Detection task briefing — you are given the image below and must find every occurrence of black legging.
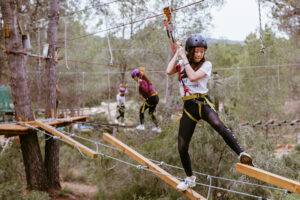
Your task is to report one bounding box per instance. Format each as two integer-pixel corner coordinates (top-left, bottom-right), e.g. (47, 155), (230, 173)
(139, 95), (159, 126)
(117, 106), (125, 122)
(178, 97), (243, 176)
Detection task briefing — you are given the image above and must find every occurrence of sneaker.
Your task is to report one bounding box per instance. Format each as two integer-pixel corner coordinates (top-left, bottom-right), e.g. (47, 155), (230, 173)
(121, 122), (126, 126)
(156, 127), (162, 133)
(114, 119), (119, 124)
(152, 127), (162, 133)
(177, 176), (196, 191)
(239, 152), (254, 166)
(136, 124), (145, 130)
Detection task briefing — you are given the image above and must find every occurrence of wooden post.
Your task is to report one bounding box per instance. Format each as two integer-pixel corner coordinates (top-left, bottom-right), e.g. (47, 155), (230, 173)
(35, 121), (98, 158)
(236, 163), (300, 194)
(51, 109), (55, 118)
(103, 133), (205, 200)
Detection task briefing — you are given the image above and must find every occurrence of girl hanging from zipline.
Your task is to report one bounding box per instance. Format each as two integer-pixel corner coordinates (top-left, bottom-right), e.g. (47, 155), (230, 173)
(131, 67), (162, 133)
(115, 84), (128, 126)
(166, 34), (253, 191)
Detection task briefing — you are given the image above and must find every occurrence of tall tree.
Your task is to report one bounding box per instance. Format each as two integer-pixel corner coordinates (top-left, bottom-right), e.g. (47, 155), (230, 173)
(263, 0), (300, 37)
(0, 0), (48, 191)
(44, 0), (61, 191)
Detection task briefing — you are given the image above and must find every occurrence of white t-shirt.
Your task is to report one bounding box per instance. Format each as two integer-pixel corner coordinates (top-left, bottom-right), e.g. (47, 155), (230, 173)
(178, 60), (212, 97)
(116, 94), (126, 106)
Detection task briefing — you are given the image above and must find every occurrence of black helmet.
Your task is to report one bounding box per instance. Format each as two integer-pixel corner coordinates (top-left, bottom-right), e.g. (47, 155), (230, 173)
(185, 34), (207, 52)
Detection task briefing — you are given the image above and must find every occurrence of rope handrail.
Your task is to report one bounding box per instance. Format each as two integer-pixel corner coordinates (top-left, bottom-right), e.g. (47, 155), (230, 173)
(61, 127), (286, 193)
(24, 123), (288, 199)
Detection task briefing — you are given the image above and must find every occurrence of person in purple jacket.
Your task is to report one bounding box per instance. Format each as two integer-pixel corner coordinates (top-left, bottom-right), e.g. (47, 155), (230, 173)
(131, 67), (162, 133)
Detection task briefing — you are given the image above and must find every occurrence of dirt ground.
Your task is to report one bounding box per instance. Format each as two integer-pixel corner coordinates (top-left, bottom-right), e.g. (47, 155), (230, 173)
(49, 182), (99, 200)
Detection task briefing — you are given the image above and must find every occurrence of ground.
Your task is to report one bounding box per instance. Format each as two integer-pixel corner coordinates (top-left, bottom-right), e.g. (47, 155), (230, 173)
(50, 182), (98, 200)
(1, 99), (299, 198)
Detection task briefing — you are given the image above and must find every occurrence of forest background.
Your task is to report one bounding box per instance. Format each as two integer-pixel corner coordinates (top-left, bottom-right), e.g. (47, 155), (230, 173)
(0, 0), (299, 199)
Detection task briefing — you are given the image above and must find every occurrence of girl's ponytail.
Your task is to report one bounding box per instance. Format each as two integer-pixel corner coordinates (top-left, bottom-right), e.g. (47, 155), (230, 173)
(139, 67), (151, 84)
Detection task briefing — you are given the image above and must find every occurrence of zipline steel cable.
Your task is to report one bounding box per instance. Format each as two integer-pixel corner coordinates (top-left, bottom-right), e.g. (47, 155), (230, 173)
(55, 125), (287, 194)
(53, 0), (207, 45)
(24, 0), (125, 28)
(25, 123), (270, 200)
(24, 121), (294, 199)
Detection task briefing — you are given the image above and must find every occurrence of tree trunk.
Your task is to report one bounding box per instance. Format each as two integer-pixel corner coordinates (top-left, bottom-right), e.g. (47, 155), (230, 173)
(0, 0), (49, 191)
(44, 0), (61, 191)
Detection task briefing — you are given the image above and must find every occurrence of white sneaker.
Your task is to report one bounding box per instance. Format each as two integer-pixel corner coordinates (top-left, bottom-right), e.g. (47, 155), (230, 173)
(121, 122), (125, 126)
(156, 127), (162, 133)
(152, 127), (157, 132)
(136, 124), (145, 130)
(177, 176), (196, 191)
(239, 152), (254, 166)
(152, 127), (162, 133)
(114, 119), (119, 124)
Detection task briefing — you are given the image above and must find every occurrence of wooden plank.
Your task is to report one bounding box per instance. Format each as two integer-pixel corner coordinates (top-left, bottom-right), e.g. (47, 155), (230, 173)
(35, 121), (98, 158)
(103, 133), (205, 200)
(0, 116), (89, 135)
(236, 163), (300, 194)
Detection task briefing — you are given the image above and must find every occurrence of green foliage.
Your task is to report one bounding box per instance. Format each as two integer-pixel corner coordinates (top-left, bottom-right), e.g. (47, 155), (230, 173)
(263, 0), (300, 37)
(24, 191), (50, 200)
(2, 0), (300, 199)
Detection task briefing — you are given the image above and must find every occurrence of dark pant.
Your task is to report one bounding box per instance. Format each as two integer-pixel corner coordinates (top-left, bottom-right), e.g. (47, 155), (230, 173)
(139, 95), (159, 126)
(178, 97), (243, 176)
(117, 106), (125, 122)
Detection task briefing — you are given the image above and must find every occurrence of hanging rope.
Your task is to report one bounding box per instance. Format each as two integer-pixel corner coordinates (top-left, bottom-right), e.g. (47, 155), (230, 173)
(100, 153), (119, 171)
(104, 10), (114, 66)
(258, 0), (265, 54)
(206, 175), (212, 199)
(64, 19), (70, 69)
(0, 138), (11, 155)
(106, 33), (114, 65)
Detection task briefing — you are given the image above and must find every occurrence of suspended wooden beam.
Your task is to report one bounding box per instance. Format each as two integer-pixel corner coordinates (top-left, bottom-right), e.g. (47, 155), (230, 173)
(0, 116), (88, 135)
(103, 133), (205, 200)
(35, 121), (98, 158)
(236, 163), (300, 194)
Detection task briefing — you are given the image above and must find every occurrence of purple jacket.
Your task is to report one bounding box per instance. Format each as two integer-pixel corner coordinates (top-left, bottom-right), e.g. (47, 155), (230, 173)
(139, 79), (156, 99)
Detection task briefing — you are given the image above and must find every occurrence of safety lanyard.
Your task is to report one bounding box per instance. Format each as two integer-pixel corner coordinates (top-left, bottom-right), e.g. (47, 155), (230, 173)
(163, 7), (190, 96)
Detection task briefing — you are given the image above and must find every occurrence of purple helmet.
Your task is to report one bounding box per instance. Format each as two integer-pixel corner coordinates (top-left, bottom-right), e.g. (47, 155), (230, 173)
(119, 87), (125, 93)
(131, 68), (140, 78)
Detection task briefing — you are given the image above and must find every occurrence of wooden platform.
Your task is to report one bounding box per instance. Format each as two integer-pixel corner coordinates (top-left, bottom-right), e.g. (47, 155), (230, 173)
(0, 116), (88, 136)
(103, 133), (206, 200)
(36, 121), (97, 158)
(236, 163), (300, 194)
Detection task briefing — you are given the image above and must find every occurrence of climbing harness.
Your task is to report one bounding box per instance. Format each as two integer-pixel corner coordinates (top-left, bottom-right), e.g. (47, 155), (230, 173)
(141, 93), (158, 113)
(182, 94), (228, 127)
(181, 93), (207, 101)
